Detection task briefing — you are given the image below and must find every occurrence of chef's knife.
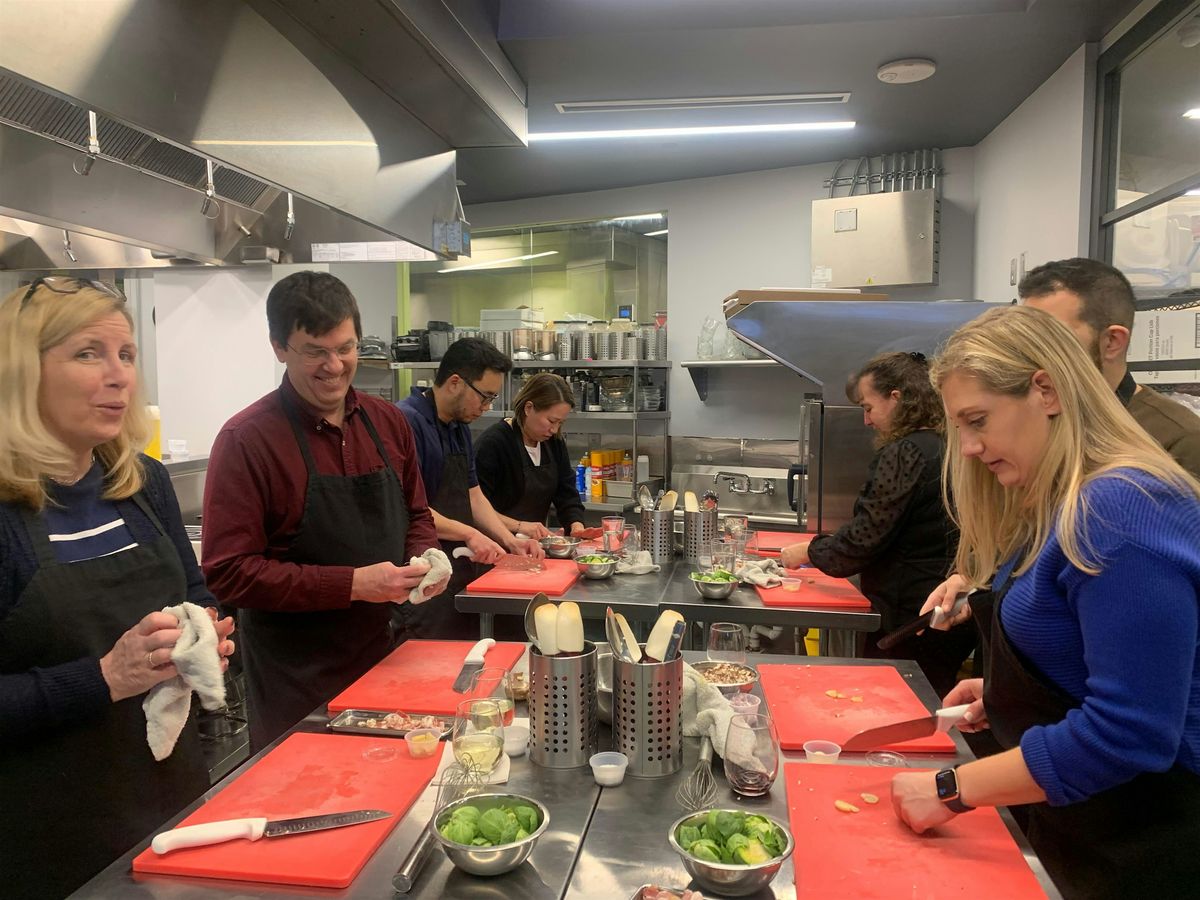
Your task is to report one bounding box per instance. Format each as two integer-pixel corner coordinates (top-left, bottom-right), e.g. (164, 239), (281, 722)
(451, 638), (496, 692)
(840, 704), (971, 752)
(151, 809), (392, 854)
(876, 590), (972, 651)
(452, 546), (543, 572)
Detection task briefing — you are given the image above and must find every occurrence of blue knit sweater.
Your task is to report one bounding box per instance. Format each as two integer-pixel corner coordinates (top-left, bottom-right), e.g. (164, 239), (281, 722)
(0, 456), (216, 739)
(997, 470), (1200, 806)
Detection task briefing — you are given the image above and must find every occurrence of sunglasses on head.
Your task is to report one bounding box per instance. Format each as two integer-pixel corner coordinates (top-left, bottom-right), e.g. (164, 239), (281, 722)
(20, 276), (125, 312)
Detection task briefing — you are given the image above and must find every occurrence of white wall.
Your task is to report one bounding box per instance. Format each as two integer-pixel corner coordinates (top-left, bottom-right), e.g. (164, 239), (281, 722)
(467, 147), (977, 439)
(972, 43), (1097, 301)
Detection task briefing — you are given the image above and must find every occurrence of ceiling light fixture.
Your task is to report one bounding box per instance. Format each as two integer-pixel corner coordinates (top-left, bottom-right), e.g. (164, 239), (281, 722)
(555, 92), (850, 114)
(193, 139), (378, 147)
(1184, 108), (1200, 119)
(877, 58), (937, 84)
(610, 213), (664, 222)
(73, 110), (100, 176)
(438, 250), (558, 274)
(645, 229), (668, 237)
(528, 121), (855, 142)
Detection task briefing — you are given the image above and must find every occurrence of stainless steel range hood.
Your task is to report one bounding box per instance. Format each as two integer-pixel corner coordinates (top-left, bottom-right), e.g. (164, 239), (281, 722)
(0, 0), (526, 268)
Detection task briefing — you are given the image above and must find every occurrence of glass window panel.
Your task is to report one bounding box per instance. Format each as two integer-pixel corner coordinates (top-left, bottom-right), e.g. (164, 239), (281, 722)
(1112, 189), (1200, 290)
(1113, 1), (1200, 204)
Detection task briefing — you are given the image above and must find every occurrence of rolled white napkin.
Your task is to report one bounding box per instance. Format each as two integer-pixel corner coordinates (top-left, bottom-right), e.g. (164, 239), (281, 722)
(615, 550), (660, 575)
(407, 547), (451, 604)
(143, 602), (226, 761)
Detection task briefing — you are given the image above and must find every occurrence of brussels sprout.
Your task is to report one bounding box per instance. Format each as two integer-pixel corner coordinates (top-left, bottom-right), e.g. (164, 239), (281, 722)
(714, 810), (745, 839)
(515, 827), (530, 841)
(702, 822), (722, 844)
(513, 805), (540, 833)
(478, 807), (511, 843)
(470, 836), (491, 846)
(676, 824), (703, 849)
(451, 805), (481, 824)
(734, 838), (771, 865)
(499, 816), (521, 845)
(688, 839), (722, 863)
(724, 833), (751, 856)
(438, 817), (478, 845)
(761, 825), (786, 856)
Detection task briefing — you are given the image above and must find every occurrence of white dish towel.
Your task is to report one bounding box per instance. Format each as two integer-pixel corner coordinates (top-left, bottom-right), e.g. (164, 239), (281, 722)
(408, 547), (452, 604)
(143, 602), (226, 761)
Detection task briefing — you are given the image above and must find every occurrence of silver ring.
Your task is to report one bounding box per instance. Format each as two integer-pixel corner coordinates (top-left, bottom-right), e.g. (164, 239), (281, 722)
(147, 651), (155, 668)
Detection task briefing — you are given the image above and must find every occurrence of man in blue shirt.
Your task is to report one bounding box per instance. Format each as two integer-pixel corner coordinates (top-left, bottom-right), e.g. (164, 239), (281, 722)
(397, 338), (542, 639)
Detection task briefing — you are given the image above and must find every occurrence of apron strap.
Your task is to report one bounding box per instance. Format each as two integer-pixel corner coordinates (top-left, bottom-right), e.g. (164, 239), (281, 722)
(129, 490), (170, 539)
(280, 392), (321, 475)
(357, 406), (396, 473)
(18, 505), (58, 568)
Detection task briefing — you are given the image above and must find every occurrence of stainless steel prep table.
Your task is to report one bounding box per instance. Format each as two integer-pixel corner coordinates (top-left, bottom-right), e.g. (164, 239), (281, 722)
(457, 561), (880, 654)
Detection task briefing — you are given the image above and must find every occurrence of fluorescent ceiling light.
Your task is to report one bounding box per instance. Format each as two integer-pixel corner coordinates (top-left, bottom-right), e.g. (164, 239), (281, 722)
(611, 213), (663, 221)
(556, 93), (850, 114)
(194, 139), (378, 147)
(645, 229), (668, 236)
(1187, 189), (1200, 196)
(438, 250), (558, 274)
(1184, 109), (1200, 119)
(528, 121), (855, 142)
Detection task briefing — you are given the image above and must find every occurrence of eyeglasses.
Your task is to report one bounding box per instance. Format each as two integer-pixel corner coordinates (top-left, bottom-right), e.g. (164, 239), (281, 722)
(20, 276), (125, 312)
(286, 340), (359, 365)
(460, 376), (499, 407)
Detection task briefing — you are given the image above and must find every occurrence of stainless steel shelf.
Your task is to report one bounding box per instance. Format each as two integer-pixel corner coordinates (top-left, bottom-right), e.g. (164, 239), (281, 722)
(583, 499), (633, 512)
(679, 358), (783, 400)
(574, 411), (668, 421)
(511, 359), (671, 369)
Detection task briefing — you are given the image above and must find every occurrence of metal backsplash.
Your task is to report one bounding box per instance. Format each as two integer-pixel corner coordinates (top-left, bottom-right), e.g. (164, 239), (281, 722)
(670, 437), (803, 528)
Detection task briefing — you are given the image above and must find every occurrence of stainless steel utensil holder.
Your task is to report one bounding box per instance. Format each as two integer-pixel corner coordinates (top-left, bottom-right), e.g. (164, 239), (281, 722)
(529, 642), (598, 769)
(683, 509), (719, 563)
(641, 507), (674, 565)
(614, 646), (682, 777)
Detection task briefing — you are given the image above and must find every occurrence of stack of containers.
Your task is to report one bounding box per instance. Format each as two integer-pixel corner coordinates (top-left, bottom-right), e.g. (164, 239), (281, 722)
(587, 449), (635, 500)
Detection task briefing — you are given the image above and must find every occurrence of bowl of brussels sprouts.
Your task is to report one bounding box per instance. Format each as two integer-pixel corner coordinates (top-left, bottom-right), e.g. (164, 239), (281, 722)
(667, 808), (794, 897)
(433, 793), (551, 876)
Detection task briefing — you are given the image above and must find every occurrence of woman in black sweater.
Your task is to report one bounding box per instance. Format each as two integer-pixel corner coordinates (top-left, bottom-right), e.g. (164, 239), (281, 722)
(475, 373), (587, 538)
(781, 351), (973, 696)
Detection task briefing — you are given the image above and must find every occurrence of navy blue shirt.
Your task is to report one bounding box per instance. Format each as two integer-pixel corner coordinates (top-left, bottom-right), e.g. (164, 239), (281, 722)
(397, 387), (478, 503)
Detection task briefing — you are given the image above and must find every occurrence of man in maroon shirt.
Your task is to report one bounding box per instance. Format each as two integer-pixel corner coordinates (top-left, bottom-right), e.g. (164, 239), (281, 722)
(202, 271), (444, 749)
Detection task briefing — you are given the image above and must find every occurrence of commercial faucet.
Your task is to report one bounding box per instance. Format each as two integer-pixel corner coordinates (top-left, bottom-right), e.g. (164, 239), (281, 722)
(713, 471), (775, 496)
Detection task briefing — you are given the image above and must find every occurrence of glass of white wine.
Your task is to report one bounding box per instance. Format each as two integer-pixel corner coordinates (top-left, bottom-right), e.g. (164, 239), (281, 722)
(467, 667), (516, 727)
(452, 699), (505, 773)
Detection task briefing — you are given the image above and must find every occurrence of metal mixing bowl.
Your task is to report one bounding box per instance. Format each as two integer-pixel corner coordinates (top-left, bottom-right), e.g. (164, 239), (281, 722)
(690, 660), (760, 695)
(690, 572), (737, 600)
(540, 535), (581, 558)
(576, 554), (618, 579)
(667, 809), (794, 897)
(433, 793), (551, 876)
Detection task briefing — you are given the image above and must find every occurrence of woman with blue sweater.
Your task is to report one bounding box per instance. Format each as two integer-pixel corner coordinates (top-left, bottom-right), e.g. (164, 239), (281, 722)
(0, 279), (236, 899)
(895, 306), (1200, 898)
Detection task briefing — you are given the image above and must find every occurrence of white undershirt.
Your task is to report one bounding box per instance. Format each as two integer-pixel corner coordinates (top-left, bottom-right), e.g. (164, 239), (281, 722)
(524, 442), (542, 466)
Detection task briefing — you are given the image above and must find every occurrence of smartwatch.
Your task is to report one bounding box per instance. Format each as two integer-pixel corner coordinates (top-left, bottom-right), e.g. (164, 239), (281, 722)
(935, 766), (974, 814)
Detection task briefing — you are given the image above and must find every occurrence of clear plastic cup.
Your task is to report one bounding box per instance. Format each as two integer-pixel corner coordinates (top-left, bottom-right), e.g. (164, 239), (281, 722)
(589, 751), (629, 786)
(802, 740), (842, 763)
(503, 725), (529, 757)
(780, 577), (801, 592)
(402, 727), (441, 759)
(728, 693), (762, 716)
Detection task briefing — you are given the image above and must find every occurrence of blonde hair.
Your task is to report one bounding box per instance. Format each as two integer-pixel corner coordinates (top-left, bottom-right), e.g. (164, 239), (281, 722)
(931, 305), (1200, 585)
(0, 281), (149, 510)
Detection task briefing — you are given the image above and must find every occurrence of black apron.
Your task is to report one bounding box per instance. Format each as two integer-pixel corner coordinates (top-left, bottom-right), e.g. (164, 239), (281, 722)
(979, 576), (1200, 899)
(504, 440), (559, 526)
(395, 402), (481, 640)
(239, 398), (410, 750)
(0, 492), (209, 900)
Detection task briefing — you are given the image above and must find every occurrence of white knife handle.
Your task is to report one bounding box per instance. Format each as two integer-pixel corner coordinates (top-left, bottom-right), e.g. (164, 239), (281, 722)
(452, 547), (474, 560)
(151, 818), (268, 854)
(934, 704), (972, 732)
(464, 638), (495, 665)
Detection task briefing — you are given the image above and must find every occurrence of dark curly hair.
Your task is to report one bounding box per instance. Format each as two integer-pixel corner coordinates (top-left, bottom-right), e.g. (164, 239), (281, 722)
(847, 350), (944, 447)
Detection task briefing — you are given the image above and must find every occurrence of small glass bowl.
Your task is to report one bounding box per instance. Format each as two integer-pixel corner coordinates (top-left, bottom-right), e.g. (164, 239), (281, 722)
(865, 750), (909, 767)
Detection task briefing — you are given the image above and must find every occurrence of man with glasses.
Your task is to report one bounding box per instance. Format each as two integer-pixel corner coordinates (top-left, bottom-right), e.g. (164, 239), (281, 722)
(398, 337), (543, 640)
(202, 271), (444, 750)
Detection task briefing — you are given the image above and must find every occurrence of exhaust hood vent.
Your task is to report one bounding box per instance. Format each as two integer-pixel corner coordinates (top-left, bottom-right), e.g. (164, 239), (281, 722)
(0, 73), (272, 210)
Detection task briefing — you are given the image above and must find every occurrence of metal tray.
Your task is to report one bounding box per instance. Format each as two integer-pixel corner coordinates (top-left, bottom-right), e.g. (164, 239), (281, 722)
(326, 709), (451, 739)
(629, 887), (694, 900)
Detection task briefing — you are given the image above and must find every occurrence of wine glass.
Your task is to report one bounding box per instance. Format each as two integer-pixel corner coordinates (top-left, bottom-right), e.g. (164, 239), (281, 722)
(724, 515), (749, 540)
(696, 538), (716, 572)
(452, 699), (505, 773)
(468, 667), (516, 727)
(707, 622), (747, 665)
(723, 713), (780, 797)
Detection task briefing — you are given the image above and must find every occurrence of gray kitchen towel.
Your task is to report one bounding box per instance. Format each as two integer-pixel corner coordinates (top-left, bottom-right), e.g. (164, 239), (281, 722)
(143, 602), (226, 761)
(408, 547), (451, 604)
(737, 557), (785, 587)
(681, 662), (735, 758)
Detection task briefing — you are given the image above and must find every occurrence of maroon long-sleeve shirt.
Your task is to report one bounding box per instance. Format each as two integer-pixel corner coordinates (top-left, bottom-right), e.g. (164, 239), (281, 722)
(201, 376), (439, 611)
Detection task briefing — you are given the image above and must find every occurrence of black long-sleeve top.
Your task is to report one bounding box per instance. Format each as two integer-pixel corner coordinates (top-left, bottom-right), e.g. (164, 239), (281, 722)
(474, 419), (587, 531)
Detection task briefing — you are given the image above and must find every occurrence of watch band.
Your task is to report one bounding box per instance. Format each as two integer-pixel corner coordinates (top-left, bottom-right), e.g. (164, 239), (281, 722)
(935, 766), (974, 814)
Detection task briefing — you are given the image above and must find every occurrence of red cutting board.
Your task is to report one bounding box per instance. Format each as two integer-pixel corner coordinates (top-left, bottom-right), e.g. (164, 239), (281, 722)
(758, 664), (957, 753)
(784, 763), (1044, 898)
(327, 639), (526, 715)
(464, 558), (580, 596)
(132, 732), (438, 889)
(750, 530), (817, 556)
(756, 573), (871, 609)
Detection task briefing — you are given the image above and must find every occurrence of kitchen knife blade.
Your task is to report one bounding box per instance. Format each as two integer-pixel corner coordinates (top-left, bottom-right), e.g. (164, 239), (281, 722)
(840, 704), (971, 752)
(451, 638), (496, 692)
(451, 546), (543, 572)
(876, 590), (972, 651)
(151, 809), (392, 855)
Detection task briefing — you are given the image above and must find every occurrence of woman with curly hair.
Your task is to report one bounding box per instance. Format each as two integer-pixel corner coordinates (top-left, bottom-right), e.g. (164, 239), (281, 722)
(781, 351), (972, 694)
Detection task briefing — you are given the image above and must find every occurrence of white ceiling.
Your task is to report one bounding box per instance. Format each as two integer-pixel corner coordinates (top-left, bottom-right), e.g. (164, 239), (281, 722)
(456, 0), (1143, 204)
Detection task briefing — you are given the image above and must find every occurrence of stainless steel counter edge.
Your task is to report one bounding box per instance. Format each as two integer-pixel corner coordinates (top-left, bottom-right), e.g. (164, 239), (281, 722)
(162, 455), (209, 476)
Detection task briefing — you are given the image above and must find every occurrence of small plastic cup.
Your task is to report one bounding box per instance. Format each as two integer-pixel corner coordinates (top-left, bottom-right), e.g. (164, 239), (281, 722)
(780, 577), (801, 592)
(802, 740), (842, 764)
(403, 727), (442, 759)
(728, 693), (762, 716)
(504, 725), (530, 757)
(589, 751), (629, 786)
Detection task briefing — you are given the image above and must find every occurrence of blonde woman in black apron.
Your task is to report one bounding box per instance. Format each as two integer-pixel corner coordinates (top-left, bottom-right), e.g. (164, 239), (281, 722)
(897, 306), (1200, 899)
(0, 279), (235, 899)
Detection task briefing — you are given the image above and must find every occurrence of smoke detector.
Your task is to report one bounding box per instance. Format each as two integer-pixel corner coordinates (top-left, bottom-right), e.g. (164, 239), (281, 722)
(877, 58), (937, 84)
